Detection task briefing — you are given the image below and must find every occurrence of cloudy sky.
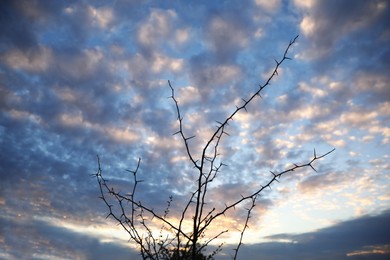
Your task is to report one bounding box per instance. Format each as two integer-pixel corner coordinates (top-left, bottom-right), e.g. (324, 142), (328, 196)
(1, 0), (390, 259)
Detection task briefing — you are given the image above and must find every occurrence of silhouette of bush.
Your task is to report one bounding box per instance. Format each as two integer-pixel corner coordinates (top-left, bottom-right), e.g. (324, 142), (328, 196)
(93, 36), (334, 259)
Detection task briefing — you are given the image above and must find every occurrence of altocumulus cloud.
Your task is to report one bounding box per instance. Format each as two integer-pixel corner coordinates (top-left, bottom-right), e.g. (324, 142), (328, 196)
(0, 0), (389, 259)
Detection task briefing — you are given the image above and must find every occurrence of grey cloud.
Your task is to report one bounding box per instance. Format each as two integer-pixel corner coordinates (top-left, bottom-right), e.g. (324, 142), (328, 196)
(298, 170), (350, 194)
(0, 0), (38, 50)
(189, 53), (243, 99)
(219, 210), (390, 260)
(0, 215), (138, 260)
(298, 0), (386, 56)
(296, 0), (390, 78)
(352, 72), (390, 104)
(204, 12), (253, 62)
(0, 0), (93, 52)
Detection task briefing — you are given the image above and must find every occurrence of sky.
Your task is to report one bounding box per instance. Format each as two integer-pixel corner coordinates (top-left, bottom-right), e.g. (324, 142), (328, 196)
(1, 0), (390, 259)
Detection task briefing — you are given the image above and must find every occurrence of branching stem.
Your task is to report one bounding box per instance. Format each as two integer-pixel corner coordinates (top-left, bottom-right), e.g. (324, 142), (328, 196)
(94, 35), (335, 259)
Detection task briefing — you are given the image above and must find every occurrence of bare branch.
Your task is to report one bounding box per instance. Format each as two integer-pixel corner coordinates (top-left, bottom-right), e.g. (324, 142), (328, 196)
(168, 80), (201, 171)
(93, 35), (335, 259)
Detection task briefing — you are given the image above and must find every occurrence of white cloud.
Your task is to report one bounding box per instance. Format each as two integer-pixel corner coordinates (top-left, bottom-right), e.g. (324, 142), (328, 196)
(254, 28), (264, 39)
(274, 138), (295, 149)
(177, 86), (201, 104)
(88, 6), (115, 29)
(103, 127), (139, 143)
(362, 135), (375, 143)
(2, 46), (52, 72)
(254, 0), (281, 13)
(151, 53), (184, 73)
(8, 109), (43, 125)
(340, 111), (378, 126)
(299, 82), (327, 98)
(291, 105), (330, 120)
(59, 112), (84, 127)
(349, 151), (357, 157)
(378, 102), (390, 115)
(300, 16), (316, 36)
(54, 87), (78, 102)
(293, 0), (315, 9)
(137, 9), (177, 47)
(328, 138), (346, 147)
(175, 28), (190, 45)
(368, 125), (390, 144)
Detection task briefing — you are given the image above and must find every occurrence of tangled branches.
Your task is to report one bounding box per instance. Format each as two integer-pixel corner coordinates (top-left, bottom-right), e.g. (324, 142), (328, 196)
(93, 35), (334, 259)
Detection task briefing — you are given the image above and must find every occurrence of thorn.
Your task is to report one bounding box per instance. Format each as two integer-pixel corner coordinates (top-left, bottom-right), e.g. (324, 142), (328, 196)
(310, 164), (317, 173)
(125, 169), (136, 176)
(314, 148), (317, 158)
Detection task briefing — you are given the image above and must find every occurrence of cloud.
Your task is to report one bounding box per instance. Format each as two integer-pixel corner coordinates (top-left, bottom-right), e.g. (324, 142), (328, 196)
(295, 0), (388, 59)
(137, 9), (178, 48)
(353, 72), (390, 104)
(1, 0), (389, 259)
(1, 46), (53, 72)
(205, 15), (251, 60)
(220, 210), (390, 259)
(0, 214), (138, 260)
(189, 56), (243, 100)
(87, 6), (115, 29)
(0, 1), (39, 50)
(254, 0), (281, 13)
(298, 171), (351, 194)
